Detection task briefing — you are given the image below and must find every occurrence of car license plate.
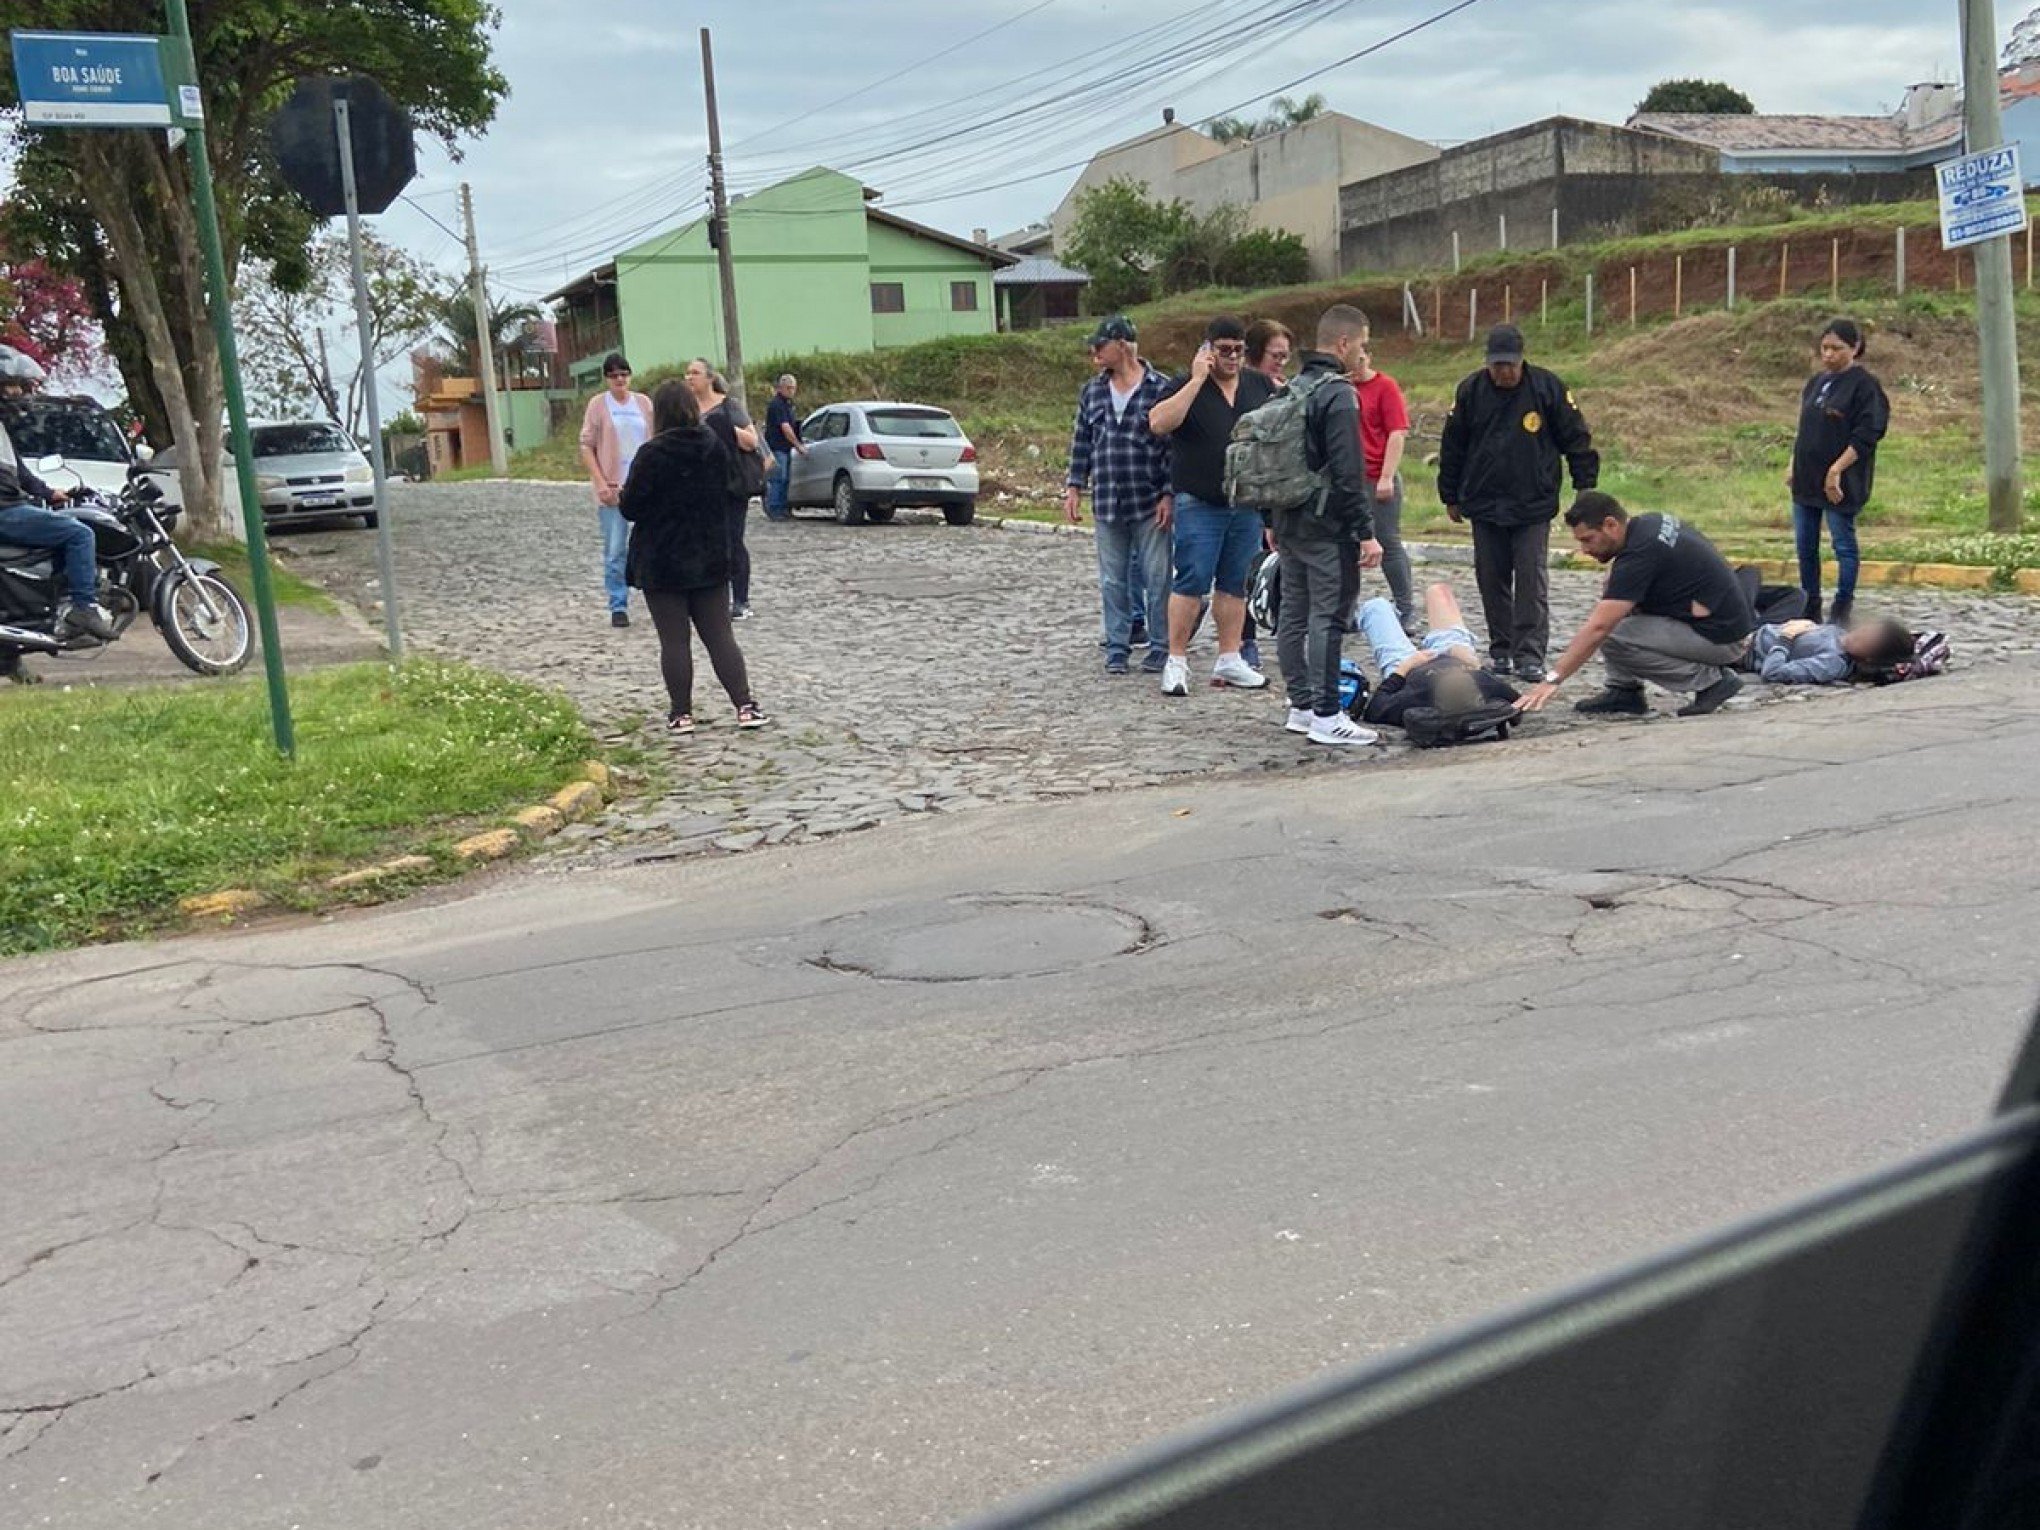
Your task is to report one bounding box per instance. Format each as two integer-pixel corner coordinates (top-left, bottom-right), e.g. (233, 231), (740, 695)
(300, 494), (343, 509)
(905, 476), (943, 489)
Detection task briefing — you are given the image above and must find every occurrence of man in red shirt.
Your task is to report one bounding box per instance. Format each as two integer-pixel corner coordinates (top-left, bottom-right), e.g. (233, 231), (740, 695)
(1349, 325), (1414, 630)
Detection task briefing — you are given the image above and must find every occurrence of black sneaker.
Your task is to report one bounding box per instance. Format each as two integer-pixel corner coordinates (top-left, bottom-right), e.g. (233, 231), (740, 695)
(1514, 659), (1551, 684)
(57, 602), (117, 640)
(1489, 656), (1515, 678)
(1128, 619), (1148, 648)
(1574, 686), (1648, 715)
(610, 610), (630, 628)
(1677, 672), (1742, 717)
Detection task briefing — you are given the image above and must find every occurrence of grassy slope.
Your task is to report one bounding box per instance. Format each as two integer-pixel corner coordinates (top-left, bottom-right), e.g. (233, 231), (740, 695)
(481, 205), (2039, 562)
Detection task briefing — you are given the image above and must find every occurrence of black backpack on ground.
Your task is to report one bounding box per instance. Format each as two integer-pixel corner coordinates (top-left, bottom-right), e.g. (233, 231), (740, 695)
(1402, 701), (1520, 748)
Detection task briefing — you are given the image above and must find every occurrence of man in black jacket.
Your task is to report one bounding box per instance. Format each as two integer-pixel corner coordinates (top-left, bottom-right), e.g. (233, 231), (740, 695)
(1436, 324), (1597, 682)
(1274, 304), (1382, 747)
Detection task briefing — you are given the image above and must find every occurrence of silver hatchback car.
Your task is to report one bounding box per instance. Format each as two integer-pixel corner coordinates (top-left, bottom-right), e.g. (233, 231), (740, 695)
(783, 401), (978, 526)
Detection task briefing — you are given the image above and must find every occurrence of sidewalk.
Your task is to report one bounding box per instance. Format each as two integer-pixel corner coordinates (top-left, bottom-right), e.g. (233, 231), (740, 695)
(11, 599), (386, 689)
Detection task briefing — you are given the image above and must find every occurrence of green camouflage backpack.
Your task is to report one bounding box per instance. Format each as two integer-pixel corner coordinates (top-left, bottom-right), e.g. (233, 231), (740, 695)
(1223, 369), (1336, 514)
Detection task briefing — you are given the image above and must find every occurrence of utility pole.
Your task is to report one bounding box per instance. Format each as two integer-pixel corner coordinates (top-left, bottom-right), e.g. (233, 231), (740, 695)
(701, 28), (748, 413)
(1962, 0), (2024, 531)
(460, 182), (509, 477)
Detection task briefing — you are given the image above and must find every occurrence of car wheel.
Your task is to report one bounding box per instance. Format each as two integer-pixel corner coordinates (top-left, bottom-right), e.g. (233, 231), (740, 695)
(832, 474), (866, 527)
(942, 499), (976, 527)
(864, 504), (896, 524)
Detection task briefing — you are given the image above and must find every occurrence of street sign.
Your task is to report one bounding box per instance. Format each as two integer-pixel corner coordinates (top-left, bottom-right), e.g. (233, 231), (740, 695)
(270, 75), (416, 216)
(1938, 144), (2029, 250)
(9, 30), (171, 127)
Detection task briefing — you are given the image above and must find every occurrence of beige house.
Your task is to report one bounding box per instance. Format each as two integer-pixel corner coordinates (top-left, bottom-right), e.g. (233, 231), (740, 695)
(1048, 111), (1440, 278)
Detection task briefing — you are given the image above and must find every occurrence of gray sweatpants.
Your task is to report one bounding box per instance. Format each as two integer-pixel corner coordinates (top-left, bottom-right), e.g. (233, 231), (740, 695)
(1602, 614), (1750, 694)
(1274, 515), (1359, 714)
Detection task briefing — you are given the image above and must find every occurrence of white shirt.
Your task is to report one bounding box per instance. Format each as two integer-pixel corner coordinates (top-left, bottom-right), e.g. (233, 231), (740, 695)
(607, 396), (648, 478)
(1108, 377), (1138, 422)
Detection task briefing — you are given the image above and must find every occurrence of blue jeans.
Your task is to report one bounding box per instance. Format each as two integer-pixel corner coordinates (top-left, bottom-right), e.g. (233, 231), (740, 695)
(1170, 492), (1262, 598)
(599, 504), (629, 613)
(1095, 514), (1172, 660)
(1793, 500), (1859, 608)
(0, 501), (96, 606)
(1355, 596), (1474, 675)
(767, 449), (793, 517)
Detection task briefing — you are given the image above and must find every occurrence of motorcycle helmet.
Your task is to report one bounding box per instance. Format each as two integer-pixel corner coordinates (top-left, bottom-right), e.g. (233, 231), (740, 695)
(0, 343), (45, 398)
(1247, 549), (1280, 631)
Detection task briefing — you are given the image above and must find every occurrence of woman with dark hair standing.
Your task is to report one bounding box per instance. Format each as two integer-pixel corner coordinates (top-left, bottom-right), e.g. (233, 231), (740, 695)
(683, 357), (762, 619)
(1787, 318), (1889, 626)
(618, 381), (770, 734)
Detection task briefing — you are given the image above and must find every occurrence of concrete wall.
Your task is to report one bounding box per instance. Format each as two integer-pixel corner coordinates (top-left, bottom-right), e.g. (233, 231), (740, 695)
(865, 219), (998, 348)
(1048, 123), (1227, 251)
(1338, 119), (1722, 273)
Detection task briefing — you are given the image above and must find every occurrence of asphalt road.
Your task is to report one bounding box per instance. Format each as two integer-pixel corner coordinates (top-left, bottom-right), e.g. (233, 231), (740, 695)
(4, 655), (2038, 1530)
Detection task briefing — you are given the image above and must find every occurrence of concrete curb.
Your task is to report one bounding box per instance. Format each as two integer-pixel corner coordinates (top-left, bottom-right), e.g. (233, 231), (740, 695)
(174, 759), (614, 925)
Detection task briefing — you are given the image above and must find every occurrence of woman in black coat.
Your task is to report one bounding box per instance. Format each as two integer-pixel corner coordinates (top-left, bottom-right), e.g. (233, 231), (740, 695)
(618, 381), (769, 733)
(1786, 317), (1889, 627)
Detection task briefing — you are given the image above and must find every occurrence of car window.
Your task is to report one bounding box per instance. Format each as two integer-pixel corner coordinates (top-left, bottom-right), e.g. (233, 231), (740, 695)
(827, 414), (851, 440)
(867, 408), (962, 439)
(799, 412), (830, 443)
(252, 423), (356, 457)
(0, 401), (130, 462)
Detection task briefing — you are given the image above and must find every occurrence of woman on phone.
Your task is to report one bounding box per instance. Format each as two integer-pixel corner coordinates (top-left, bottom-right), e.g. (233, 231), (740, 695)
(1787, 318), (1888, 627)
(618, 381), (770, 734)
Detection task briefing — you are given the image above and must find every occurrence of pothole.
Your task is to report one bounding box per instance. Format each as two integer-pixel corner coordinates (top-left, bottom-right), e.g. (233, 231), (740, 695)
(806, 893), (1154, 982)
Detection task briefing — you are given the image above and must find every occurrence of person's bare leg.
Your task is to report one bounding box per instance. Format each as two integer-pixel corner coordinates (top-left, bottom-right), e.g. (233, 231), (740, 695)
(1167, 591), (1201, 658)
(1424, 582), (1480, 665)
(1212, 592), (1246, 655)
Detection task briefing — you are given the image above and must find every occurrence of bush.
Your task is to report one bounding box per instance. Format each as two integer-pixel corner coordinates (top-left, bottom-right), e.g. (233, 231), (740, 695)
(1217, 229), (1310, 289)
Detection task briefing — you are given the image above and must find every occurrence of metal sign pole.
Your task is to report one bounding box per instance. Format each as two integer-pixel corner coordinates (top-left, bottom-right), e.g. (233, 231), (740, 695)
(333, 93), (402, 661)
(164, 0), (293, 753)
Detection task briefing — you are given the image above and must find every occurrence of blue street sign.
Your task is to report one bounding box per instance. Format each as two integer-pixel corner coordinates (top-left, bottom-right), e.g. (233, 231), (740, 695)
(1938, 144), (2028, 249)
(9, 30), (170, 128)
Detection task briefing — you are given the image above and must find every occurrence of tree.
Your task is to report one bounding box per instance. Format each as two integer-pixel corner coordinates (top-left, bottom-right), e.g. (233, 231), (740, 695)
(1215, 229), (1310, 289)
(235, 232), (442, 436)
(1062, 178), (1193, 312)
(1205, 116), (1255, 144)
(1203, 91), (1328, 143)
(1635, 79), (1756, 114)
(431, 287), (542, 381)
(0, 250), (103, 385)
(0, 1), (506, 538)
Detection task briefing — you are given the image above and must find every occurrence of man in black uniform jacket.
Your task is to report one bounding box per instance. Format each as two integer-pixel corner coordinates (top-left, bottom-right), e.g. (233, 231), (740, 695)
(1436, 323), (1597, 682)
(1516, 492), (1756, 719)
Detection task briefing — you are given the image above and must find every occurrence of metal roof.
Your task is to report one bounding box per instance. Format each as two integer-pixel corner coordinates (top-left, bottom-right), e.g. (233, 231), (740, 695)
(993, 255), (1092, 286)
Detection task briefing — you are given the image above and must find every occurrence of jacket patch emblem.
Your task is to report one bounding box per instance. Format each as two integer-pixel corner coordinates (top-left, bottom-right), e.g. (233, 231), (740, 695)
(1521, 410), (1543, 434)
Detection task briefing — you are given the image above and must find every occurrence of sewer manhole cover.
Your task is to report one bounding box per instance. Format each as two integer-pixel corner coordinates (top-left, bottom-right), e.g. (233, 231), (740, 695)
(810, 894), (1152, 982)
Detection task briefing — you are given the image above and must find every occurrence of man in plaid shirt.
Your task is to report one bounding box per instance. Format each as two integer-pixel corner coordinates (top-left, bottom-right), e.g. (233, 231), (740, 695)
(1063, 315), (1174, 675)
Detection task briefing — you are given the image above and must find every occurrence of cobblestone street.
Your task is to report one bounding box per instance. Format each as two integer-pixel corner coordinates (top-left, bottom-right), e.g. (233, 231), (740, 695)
(287, 482), (2040, 860)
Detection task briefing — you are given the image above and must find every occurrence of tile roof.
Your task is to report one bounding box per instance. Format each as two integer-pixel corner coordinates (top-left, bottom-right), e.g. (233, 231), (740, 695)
(993, 255), (1092, 286)
(1632, 111), (1962, 156)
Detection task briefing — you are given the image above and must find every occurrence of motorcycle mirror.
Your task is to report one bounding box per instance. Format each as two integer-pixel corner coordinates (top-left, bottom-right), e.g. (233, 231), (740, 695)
(35, 454), (65, 475)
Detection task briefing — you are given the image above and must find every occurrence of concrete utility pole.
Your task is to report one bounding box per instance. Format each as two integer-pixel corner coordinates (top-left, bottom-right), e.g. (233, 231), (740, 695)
(1962, 0), (2024, 531)
(701, 28), (748, 413)
(460, 182), (509, 478)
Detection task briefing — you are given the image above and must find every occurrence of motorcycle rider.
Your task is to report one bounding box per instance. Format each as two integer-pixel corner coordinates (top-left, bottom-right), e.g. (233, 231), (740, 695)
(0, 344), (117, 644)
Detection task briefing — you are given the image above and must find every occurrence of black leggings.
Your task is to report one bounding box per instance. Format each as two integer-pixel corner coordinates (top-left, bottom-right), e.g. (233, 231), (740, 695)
(644, 584), (753, 716)
(725, 496), (751, 606)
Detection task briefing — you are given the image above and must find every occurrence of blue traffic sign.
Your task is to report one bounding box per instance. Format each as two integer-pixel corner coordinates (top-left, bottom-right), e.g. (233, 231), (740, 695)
(9, 30), (170, 128)
(1938, 144), (2028, 249)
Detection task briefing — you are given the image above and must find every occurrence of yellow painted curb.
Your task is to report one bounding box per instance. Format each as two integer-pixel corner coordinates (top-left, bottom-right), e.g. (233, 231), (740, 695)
(453, 827), (521, 862)
(178, 888), (266, 919)
(548, 779), (603, 822)
(581, 759), (611, 792)
(325, 855), (435, 892)
(512, 803), (566, 839)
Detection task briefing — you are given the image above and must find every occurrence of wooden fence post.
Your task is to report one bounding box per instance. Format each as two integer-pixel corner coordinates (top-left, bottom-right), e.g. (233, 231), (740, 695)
(1896, 227), (1906, 296)
(1629, 266), (1637, 325)
(1830, 237), (1840, 303)
(1451, 230), (1461, 273)
(1468, 288), (1478, 342)
(1541, 278), (1549, 326)
(1726, 247), (1737, 310)
(1504, 283), (1512, 323)
(1780, 241), (1789, 298)
(1433, 284), (1443, 335)
(1585, 271), (1595, 337)
(1674, 254), (1683, 318)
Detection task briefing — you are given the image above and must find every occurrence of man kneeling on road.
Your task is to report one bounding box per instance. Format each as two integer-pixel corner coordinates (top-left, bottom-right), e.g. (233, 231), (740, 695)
(1516, 492), (1754, 719)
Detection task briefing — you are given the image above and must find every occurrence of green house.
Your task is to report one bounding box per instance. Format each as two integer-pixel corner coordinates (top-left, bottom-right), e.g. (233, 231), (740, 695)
(547, 167), (1017, 385)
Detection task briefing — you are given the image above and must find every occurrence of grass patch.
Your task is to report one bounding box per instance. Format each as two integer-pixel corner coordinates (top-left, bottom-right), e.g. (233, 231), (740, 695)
(1, 659), (594, 955)
(193, 540), (335, 611)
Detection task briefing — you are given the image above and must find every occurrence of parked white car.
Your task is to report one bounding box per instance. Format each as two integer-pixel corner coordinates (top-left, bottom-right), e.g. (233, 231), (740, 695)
(146, 420), (378, 529)
(783, 401), (978, 526)
(0, 394), (139, 498)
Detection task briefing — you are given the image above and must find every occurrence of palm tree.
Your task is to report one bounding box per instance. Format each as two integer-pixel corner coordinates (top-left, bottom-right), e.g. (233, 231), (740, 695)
(434, 287), (542, 379)
(1266, 93), (1326, 130)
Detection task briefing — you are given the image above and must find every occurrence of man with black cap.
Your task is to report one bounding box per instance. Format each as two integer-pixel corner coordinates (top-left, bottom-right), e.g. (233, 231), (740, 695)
(1436, 323), (1597, 682)
(1064, 315), (1173, 675)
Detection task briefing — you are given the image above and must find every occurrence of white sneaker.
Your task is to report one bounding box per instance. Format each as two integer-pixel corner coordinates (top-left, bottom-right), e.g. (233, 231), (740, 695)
(1159, 656), (1189, 696)
(1307, 712), (1379, 747)
(1211, 652), (1267, 689)
(1284, 707), (1314, 734)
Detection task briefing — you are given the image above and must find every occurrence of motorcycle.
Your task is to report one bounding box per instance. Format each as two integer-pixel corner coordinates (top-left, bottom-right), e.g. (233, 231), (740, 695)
(0, 453), (254, 679)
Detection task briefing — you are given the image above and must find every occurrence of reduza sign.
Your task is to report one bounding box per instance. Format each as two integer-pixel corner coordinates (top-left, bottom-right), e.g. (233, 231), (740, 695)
(9, 30), (171, 127)
(1937, 144), (2029, 250)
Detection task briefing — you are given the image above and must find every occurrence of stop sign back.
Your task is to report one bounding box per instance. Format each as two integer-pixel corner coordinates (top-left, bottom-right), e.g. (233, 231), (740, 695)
(270, 75), (416, 216)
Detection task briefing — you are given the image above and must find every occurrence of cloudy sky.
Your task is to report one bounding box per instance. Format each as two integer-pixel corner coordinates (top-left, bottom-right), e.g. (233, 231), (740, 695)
(381, 0), (1974, 304)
